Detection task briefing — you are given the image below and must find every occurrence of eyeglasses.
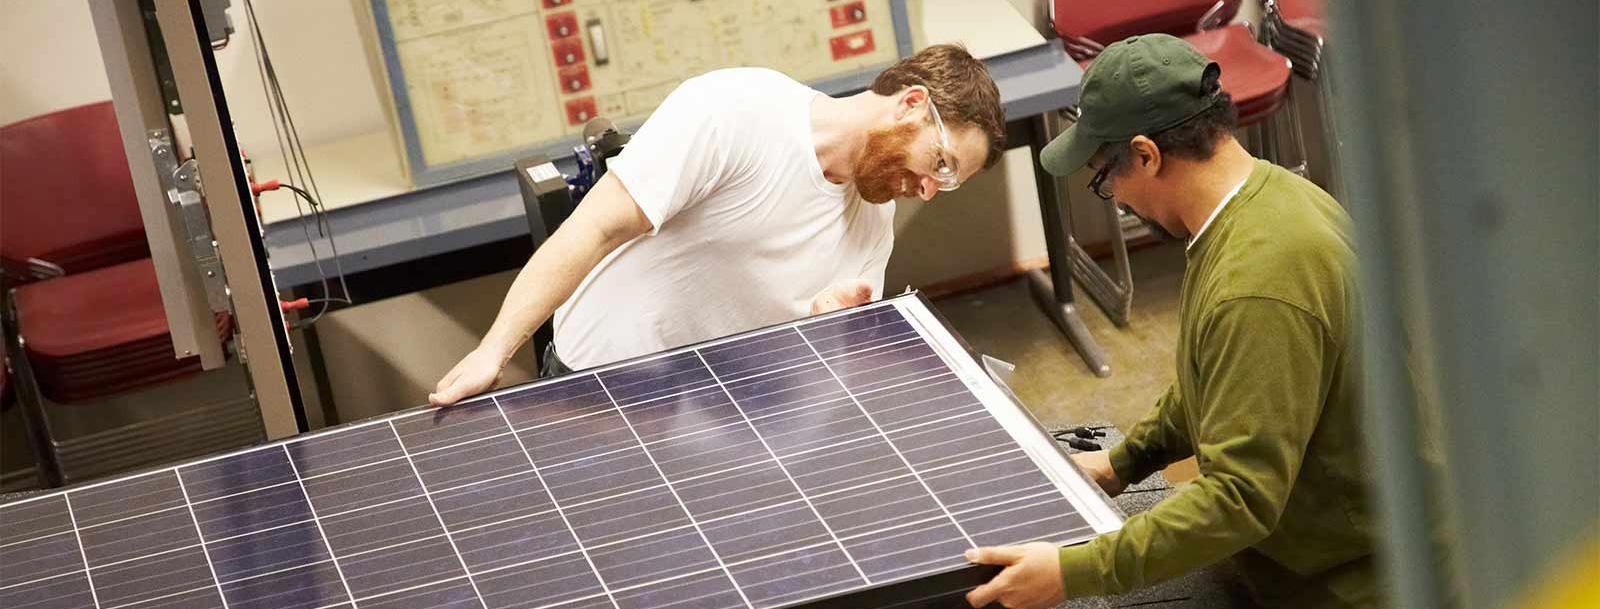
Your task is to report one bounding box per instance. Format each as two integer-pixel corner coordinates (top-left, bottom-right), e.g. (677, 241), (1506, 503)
(1087, 150), (1122, 200)
(925, 98), (961, 192)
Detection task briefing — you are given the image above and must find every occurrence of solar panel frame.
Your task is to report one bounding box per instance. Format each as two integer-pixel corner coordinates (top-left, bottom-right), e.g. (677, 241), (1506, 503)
(0, 293), (1122, 609)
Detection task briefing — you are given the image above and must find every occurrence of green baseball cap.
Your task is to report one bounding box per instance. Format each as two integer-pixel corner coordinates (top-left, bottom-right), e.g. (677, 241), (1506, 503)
(1041, 34), (1222, 176)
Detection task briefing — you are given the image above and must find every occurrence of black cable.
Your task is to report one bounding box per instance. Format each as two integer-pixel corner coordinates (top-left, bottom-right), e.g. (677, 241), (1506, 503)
(242, 0), (354, 329)
(281, 184), (353, 307)
(278, 185), (353, 330)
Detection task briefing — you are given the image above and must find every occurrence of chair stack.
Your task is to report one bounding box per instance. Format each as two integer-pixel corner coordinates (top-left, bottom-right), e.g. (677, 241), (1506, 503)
(12, 259), (232, 404)
(1263, 0), (1327, 80)
(1, 101), (246, 486)
(1184, 23), (1293, 128)
(1054, 0), (1241, 61)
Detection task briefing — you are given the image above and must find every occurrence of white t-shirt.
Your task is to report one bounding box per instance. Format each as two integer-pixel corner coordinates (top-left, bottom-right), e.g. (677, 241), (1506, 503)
(552, 68), (896, 370)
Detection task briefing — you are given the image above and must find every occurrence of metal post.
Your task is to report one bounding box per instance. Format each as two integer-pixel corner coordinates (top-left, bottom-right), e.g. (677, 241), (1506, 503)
(151, 0), (307, 438)
(1329, 1), (1599, 608)
(1026, 113), (1112, 377)
(88, 0), (225, 369)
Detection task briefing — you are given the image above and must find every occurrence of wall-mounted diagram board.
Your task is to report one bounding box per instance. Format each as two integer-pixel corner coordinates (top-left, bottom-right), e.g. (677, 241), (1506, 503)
(368, 0), (913, 186)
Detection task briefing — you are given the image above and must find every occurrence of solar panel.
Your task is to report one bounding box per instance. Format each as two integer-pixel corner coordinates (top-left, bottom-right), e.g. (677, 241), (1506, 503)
(0, 294), (1121, 609)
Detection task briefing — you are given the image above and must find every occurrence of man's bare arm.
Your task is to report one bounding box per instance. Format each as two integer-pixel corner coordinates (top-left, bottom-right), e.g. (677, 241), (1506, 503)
(429, 174), (651, 406)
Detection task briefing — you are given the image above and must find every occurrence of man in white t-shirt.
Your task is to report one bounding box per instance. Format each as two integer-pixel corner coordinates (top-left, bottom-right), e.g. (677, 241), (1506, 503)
(430, 44), (1005, 406)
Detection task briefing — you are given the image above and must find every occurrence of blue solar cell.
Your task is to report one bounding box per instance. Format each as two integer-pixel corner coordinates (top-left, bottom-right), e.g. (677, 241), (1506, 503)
(429, 470), (552, 531)
(729, 544), (863, 608)
(338, 534), (462, 599)
(189, 480), (313, 540)
(218, 559), (348, 609)
(320, 498), (440, 556)
(609, 568), (744, 609)
(644, 421), (769, 481)
(960, 495), (1092, 548)
(205, 518), (329, 582)
(89, 544), (217, 607)
(358, 578), (480, 609)
(391, 398), (506, 452)
(0, 495), (70, 545)
(0, 296), (1120, 609)
(77, 503), (197, 567)
(888, 411), (1014, 472)
(563, 485), (688, 547)
(673, 462), (799, 521)
(0, 529), (81, 588)
(409, 434), (531, 491)
(299, 458), (421, 515)
(537, 447), (661, 506)
(473, 552), (605, 609)
(598, 351), (717, 405)
(699, 501), (833, 563)
(0, 571), (95, 609)
(587, 525), (719, 589)
(69, 471), (185, 528)
(856, 376), (986, 431)
(179, 446), (297, 502)
(519, 409), (638, 466)
(844, 519), (971, 583)
(453, 509), (574, 573)
(748, 395), (875, 456)
(497, 375), (610, 429)
(810, 475), (947, 538)
(921, 450), (1058, 515)
(287, 424), (405, 478)
(782, 436), (909, 497)
(619, 385), (744, 443)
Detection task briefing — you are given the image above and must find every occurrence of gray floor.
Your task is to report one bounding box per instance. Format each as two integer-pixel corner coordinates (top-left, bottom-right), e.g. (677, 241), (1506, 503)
(933, 242), (1188, 435)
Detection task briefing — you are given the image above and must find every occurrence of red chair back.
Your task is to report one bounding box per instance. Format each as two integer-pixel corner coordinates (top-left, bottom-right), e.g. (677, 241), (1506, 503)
(0, 101), (150, 277)
(1053, 0), (1241, 48)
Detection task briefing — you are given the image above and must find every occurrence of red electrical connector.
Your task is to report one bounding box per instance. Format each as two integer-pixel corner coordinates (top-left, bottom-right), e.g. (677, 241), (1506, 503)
(279, 298), (310, 312)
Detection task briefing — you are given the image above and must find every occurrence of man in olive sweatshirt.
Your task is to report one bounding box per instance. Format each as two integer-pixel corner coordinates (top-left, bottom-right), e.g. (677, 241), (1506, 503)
(962, 35), (1379, 609)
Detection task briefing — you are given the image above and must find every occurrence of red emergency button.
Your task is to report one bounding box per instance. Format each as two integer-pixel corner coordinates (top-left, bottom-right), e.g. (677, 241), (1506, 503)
(830, 30), (876, 60)
(559, 65), (591, 93)
(551, 37), (585, 66)
(546, 12), (578, 39)
(565, 97), (597, 125)
(542, 0), (569, 8)
(831, 2), (868, 28)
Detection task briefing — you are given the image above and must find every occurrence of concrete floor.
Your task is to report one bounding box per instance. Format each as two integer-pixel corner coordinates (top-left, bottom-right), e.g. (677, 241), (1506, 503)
(932, 241), (1203, 484)
(933, 241), (1187, 435)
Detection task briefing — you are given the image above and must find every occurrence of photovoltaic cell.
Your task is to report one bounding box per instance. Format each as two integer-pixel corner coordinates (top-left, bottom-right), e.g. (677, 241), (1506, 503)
(0, 295), (1120, 609)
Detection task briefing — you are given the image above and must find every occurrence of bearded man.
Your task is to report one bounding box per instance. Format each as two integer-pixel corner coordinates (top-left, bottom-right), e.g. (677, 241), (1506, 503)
(431, 44), (1006, 405)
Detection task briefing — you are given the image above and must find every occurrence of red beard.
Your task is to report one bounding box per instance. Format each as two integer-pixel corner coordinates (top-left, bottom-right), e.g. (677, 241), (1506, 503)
(853, 121), (922, 204)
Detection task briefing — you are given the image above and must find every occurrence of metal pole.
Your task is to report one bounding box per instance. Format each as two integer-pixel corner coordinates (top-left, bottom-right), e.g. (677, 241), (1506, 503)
(1328, 1), (1599, 607)
(152, 0), (308, 438)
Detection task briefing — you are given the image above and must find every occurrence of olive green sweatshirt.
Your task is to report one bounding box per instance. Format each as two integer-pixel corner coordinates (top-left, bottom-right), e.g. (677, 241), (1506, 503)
(1060, 160), (1381, 608)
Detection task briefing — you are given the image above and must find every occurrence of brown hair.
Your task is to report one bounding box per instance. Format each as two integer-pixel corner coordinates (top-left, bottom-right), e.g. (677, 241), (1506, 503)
(871, 44), (1006, 169)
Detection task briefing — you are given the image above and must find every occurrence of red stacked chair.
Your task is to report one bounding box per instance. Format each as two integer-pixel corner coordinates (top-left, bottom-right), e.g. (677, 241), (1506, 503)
(1053, 0), (1240, 60)
(0, 102), (150, 278)
(1, 102), (232, 484)
(1037, 2), (1296, 331)
(1185, 23), (1293, 127)
(1265, 0), (1327, 79)
(1050, 0), (1291, 129)
(1, 101), (231, 406)
(12, 260), (232, 403)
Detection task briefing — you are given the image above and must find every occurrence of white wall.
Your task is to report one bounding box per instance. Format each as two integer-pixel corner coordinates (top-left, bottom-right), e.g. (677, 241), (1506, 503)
(0, 0), (385, 157)
(0, 0), (112, 125)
